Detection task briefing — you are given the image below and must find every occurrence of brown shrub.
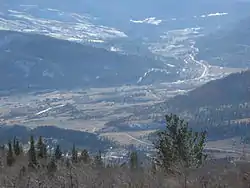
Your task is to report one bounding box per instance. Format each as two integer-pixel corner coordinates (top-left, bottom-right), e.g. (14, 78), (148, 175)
(0, 152), (250, 188)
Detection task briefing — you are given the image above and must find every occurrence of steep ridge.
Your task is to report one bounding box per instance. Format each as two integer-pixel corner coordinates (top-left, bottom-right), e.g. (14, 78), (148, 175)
(164, 70), (250, 111)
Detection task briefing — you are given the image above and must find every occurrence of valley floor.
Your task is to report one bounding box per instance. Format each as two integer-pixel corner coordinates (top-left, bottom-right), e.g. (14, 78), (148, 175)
(0, 65), (246, 160)
(0, 65), (241, 133)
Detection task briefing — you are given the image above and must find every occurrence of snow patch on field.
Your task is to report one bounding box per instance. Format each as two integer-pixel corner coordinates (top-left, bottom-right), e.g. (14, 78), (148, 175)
(130, 17), (162, 25)
(0, 5), (127, 44)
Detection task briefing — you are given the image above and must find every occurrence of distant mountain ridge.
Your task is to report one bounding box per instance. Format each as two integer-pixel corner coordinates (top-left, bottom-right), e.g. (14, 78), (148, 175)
(106, 70), (250, 130)
(196, 16), (250, 68)
(0, 30), (180, 91)
(6, 0), (250, 18)
(164, 70), (250, 111)
(0, 125), (114, 151)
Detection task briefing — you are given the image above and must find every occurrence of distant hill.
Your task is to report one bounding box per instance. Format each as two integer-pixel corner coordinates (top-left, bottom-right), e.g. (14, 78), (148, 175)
(0, 125), (114, 151)
(196, 16), (250, 68)
(4, 0), (250, 38)
(0, 30), (179, 91)
(106, 71), (250, 130)
(6, 0), (250, 19)
(161, 70), (250, 140)
(105, 71), (250, 141)
(164, 70), (250, 111)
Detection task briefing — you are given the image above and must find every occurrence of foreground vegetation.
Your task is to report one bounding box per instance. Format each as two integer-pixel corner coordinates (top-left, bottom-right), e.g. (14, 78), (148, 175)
(1, 114), (250, 188)
(1, 151), (250, 187)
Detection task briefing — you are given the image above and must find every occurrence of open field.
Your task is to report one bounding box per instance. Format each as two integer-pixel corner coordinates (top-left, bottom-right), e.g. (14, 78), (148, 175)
(2, 84), (250, 159)
(0, 66), (242, 119)
(0, 62), (245, 153)
(0, 64), (241, 131)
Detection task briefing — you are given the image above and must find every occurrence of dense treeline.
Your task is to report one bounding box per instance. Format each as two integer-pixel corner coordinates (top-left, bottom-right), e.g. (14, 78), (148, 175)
(164, 70), (250, 112)
(105, 71), (250, 140)
(1, 114), (250, 188)
(116, 70), (250, 142)
(0, 125), (115, 151)
(106, 102), (250, 141)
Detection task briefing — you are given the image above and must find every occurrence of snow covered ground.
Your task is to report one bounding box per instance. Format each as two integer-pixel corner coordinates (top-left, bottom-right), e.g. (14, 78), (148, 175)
(0, 6), (127, 43)
(130, 17), (162, 25)
(0, 3), (239, 88)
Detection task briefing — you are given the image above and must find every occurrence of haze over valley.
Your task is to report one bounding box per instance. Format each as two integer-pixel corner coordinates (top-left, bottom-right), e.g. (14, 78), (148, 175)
(1, 0), (250, 157)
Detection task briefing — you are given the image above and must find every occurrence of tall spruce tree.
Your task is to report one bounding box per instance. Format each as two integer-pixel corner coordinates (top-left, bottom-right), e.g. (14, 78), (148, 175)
(13, 137), (16, 152)
(71, 144), (78, 163)
(154, 114), (207, 172)
(6, 141), (15, 166)
(54, 144), (62, 160)
(28, 135), (37, 166)
(14, 138), (21, 156)
(37, 136), (47, 158)
(80, 149), (90, 163)
(43, 143), (47, 158)
(129, 151), (138, 169)
(94, 150), (103, 167)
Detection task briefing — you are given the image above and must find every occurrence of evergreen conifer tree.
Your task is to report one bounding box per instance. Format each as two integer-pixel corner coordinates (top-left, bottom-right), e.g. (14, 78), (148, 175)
(54, 144), (62, 160)
(37, 136), (46, 158)
(6, 141), (15, 166)
(13, 137), (16, 152)
(71, 144), (78, 163)
(129, 151), (138, 169)
(94, 150), (103, 167)
(154, 114), (207, 173)
(14, 138), (21, 156)
(80, 149), (90, 163)
(43, 142), (47, 159)
(28, 135), (37, 166)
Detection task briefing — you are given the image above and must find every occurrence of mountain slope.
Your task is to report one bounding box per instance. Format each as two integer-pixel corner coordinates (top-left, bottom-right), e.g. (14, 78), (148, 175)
(165, 70), (250, 111)
(6, 0), (250, 19)
(0, 125), (114, 151)
(106, 70), (250, 130)
(0, 30), (179, 91)
(195, 16), (250, 68)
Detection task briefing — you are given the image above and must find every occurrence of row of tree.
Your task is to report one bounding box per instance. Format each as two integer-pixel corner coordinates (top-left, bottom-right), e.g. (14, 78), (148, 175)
(3, 114), (207, 174)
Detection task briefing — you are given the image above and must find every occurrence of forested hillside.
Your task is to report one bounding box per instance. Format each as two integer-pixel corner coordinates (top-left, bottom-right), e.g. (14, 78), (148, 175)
(196, 16), (250, 68)
(0, 114), (250, 188)
(166, 70), (250, 111)
(0, 125), (114, 151)
(0, 30), (179, 91)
